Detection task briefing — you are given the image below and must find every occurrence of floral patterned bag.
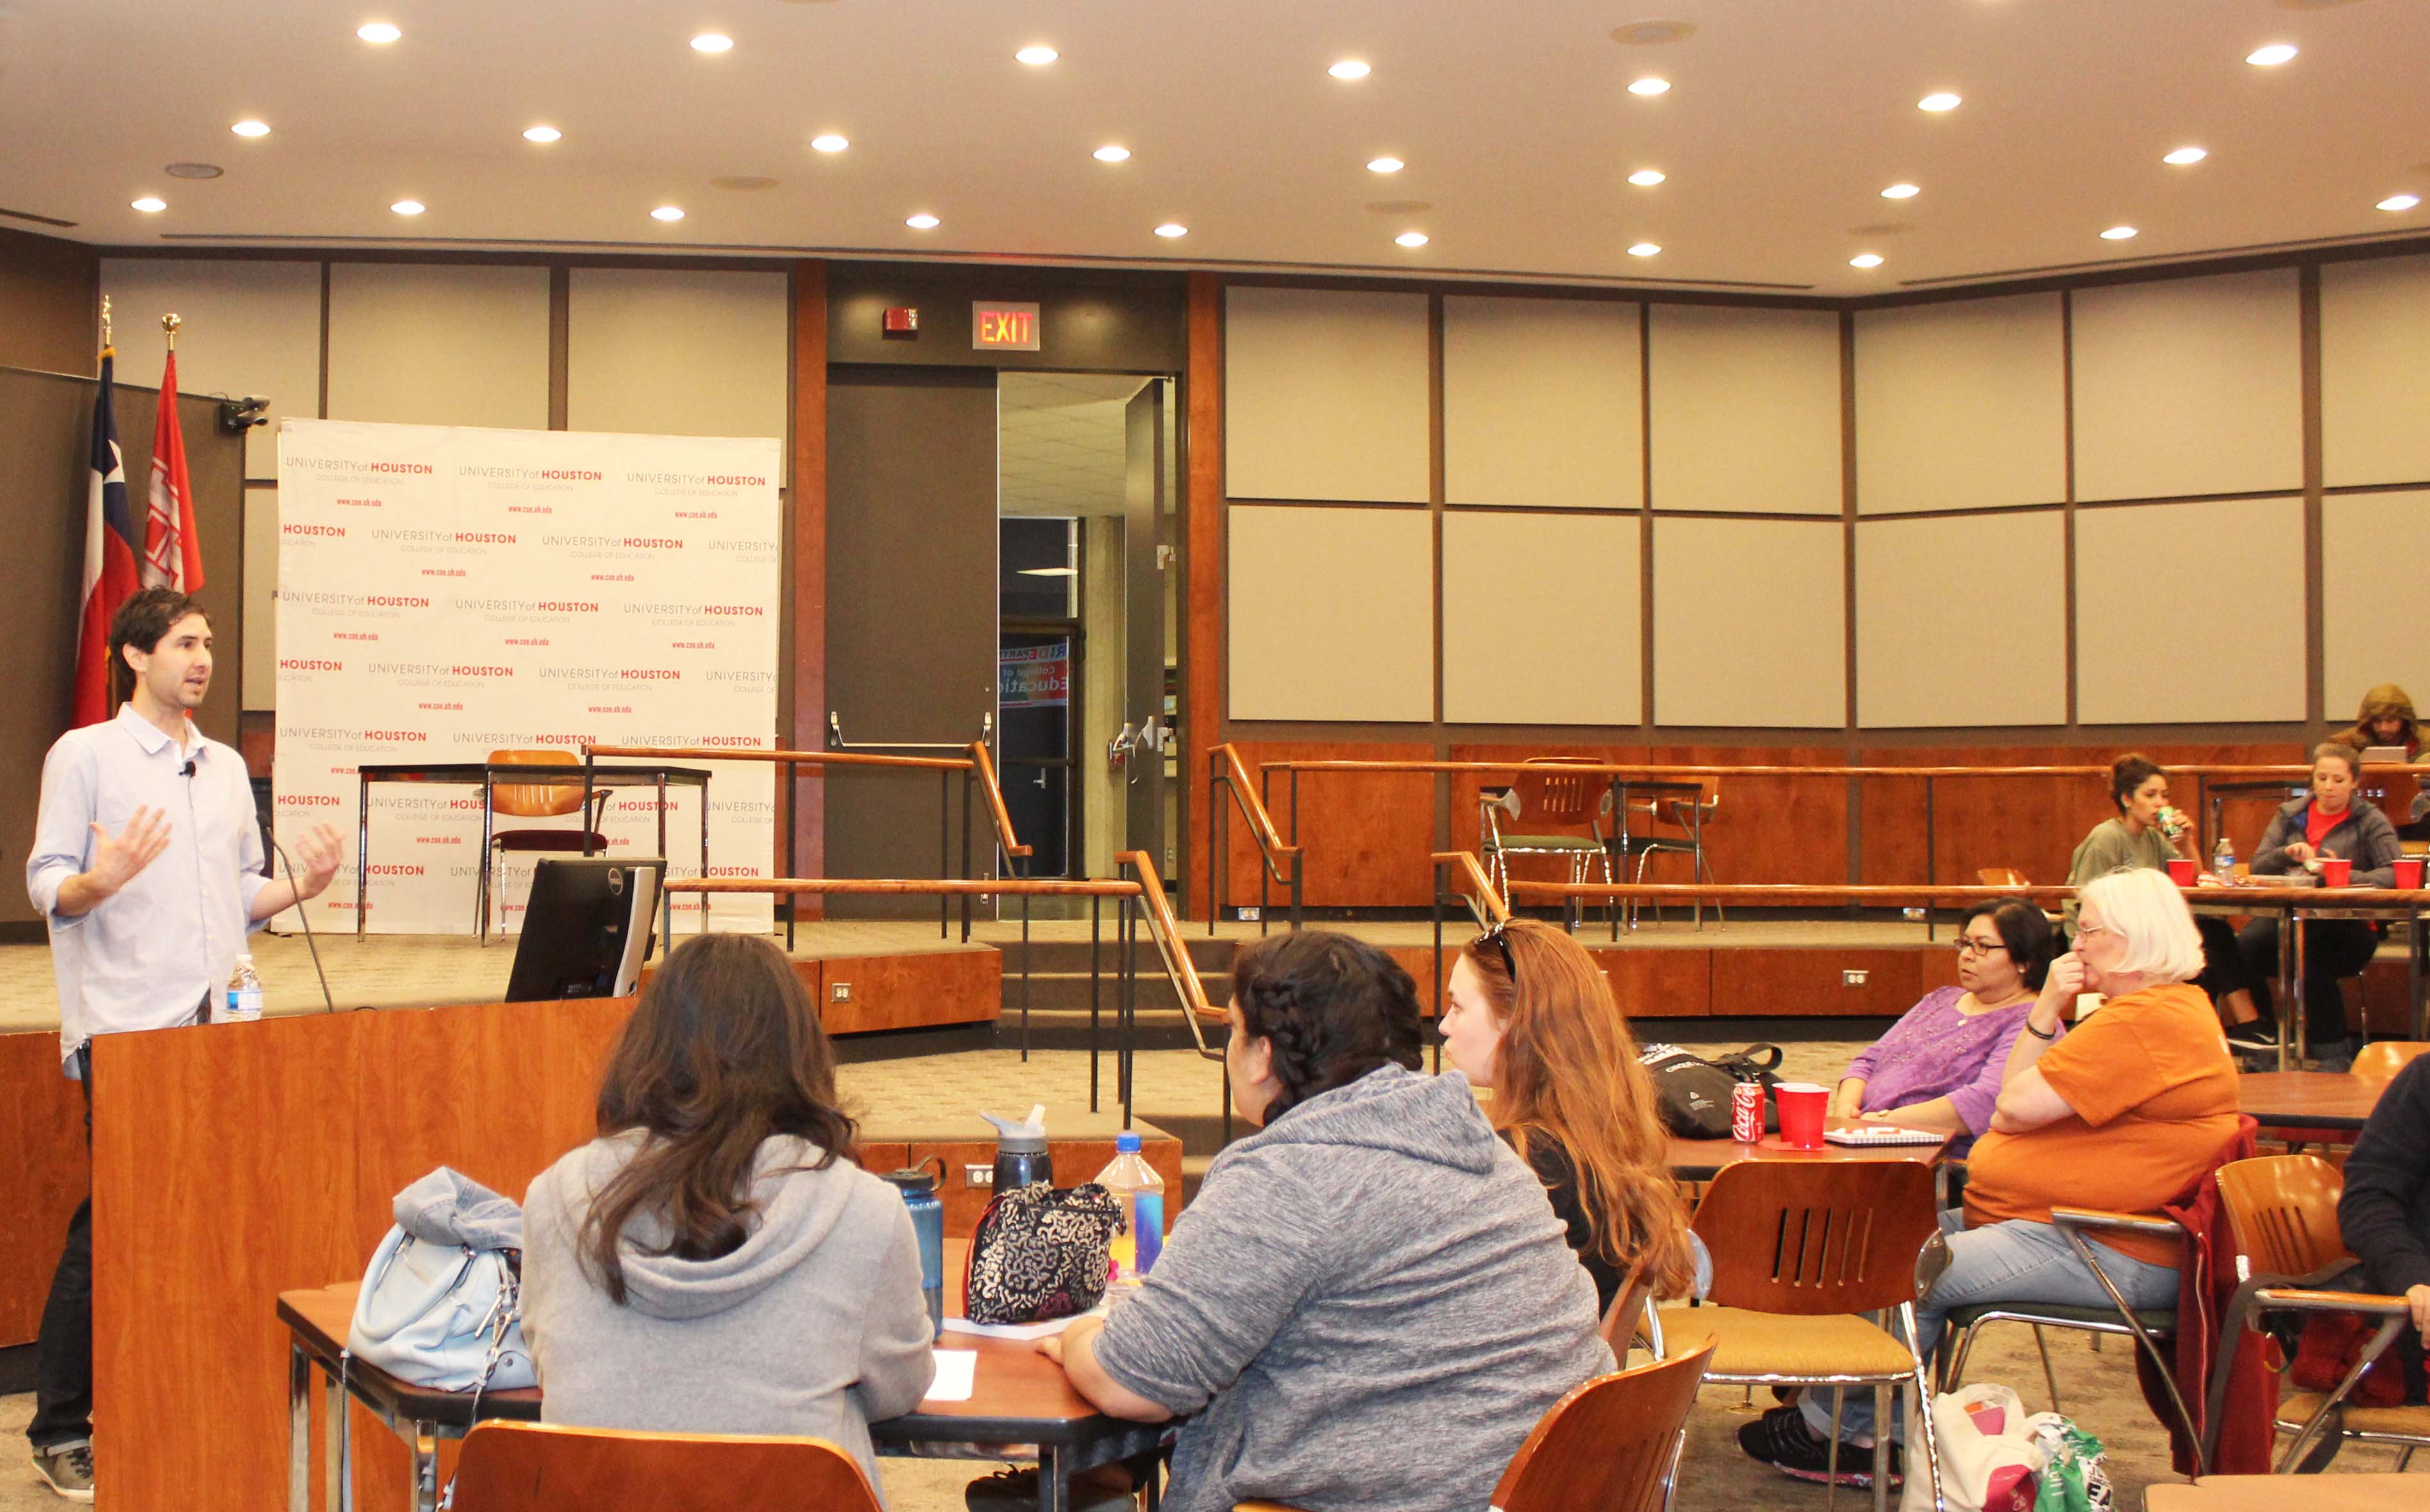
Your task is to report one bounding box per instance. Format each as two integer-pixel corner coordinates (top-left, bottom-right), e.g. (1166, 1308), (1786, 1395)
(963, 1182), (1125, 1324)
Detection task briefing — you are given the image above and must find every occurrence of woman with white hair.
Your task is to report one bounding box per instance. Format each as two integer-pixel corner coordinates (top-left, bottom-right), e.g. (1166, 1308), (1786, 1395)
(1748, 867), (2240, 1479)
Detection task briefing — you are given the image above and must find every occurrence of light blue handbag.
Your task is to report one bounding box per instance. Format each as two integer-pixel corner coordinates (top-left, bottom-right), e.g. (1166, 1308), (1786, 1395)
(345, 1168), (537, 1393)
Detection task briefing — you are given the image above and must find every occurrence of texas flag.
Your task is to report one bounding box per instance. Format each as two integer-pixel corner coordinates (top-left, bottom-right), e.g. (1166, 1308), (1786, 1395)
(72, 352), (140, 727)
(142, 349), (204, 593)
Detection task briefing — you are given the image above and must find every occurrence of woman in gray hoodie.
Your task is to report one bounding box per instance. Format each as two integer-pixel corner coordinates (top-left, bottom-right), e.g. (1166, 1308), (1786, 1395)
(1041, 931), (1614, 1512)
(521, 933), (934, 1500)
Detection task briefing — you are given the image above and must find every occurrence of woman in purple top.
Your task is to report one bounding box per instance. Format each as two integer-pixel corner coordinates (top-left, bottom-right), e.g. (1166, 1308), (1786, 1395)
(1830, 899), (2061, 1151)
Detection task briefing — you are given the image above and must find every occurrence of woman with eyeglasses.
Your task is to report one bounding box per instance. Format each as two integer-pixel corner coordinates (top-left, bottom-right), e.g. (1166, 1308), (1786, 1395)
(1437, 918), (1696, 1315)
(1823, 898), (2058, 1153)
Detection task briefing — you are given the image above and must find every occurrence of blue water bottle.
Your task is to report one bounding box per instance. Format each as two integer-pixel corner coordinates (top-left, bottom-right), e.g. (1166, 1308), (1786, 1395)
(883, 1160), (946, 1339)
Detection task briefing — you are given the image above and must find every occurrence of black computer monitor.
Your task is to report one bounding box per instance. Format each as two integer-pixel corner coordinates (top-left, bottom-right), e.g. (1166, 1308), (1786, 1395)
(505, 857), (664, 1002)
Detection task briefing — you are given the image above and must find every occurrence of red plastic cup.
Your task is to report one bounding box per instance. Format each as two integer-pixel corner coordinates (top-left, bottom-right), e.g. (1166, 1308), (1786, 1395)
(2165, 857), (2197, 885)
(1774, 1083), (1830, 1150)
(2395, 858), (2425, 891)
(2319, 857), (2352, 887)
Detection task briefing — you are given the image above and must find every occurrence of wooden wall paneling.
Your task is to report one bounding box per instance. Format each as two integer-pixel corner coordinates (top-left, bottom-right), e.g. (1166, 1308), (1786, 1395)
(1220, 741), (1437, 908)
(0, 1032), (86, 1348)
(0, 226), (97, 375)
(1645, 745), (1849, 887)
(898, 1130), (1187, 1238)
(818, 948), (1000, 1033)
(1599, 947), (1714, 1021)
(1184, 273), (1223, 919)
(788, 260), (827, 908)
(1710, 949), (1925, 1017)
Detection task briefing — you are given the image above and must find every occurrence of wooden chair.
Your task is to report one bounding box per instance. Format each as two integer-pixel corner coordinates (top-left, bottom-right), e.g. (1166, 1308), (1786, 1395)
(2348, 1039), (2430, 1083)
(1657, 1159), (1945, 1512)
(2210, 1154), (2427, 1472)
(1235, 1336), (1719, 1512)
(452, 1421), (882, 1512)
(1481, 760), (1615, 920)
(480, 748), (613, 942)
(1626, 781), (1724, 930)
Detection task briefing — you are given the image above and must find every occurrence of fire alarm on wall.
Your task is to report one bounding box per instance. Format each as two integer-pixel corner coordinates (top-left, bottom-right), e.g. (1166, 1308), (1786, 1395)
(882, 307), (918, 337)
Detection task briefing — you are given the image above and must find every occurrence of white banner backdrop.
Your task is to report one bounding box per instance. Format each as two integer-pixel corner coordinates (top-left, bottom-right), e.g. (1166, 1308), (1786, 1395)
(274, 418), (781, 935)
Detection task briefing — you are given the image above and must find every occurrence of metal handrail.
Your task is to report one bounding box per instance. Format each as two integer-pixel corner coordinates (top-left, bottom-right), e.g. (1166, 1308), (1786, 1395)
(1121, 850), (1223, 1063)
(1432, 850), (1510, 927)
(968, 739), (1033, 868)
(1207, 742), (1303, 933)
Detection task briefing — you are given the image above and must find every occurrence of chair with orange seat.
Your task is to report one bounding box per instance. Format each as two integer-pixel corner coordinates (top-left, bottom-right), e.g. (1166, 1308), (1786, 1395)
(480, 748), (613, 942)
(451, 1421), (882, 1512)
(2348, 1039), (2430, 1084)
(1234, 1336), (1719, 1512)
(2208, 1153), (2428, 1472)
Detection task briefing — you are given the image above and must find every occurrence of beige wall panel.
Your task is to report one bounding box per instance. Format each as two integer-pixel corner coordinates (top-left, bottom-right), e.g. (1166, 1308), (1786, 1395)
(2076, 497), (2304, 723)
(98, 257), (322, 479)
(1647, 304), (1841, 516)
(1228, 505), (1433, 721)
(2070, 270), (2302, 502)
(1442, 511), (1641, 725)
(1854, 293), (2067, 514)
(2320, 254), (2430, 488)
(1652, 516), (1844, 727)
(1442, 295), (1642, 509)
(326, 263), (550, 430)
(1856, 513), (2065, 727)
(242, 486), (278, 710)
(567, 268), (789, 461)
(1224, 286), (1430, 503)
(2323, 489), (2430, 720)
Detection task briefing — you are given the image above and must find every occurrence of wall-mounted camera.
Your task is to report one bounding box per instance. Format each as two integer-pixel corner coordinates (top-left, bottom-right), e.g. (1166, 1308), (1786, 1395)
(217, 395), (269, 434)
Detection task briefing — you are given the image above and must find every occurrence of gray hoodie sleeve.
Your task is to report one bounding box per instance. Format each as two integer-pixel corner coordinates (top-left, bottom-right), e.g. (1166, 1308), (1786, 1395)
(848, 1191), (938, 1422)
(1089, 1148), (1330, 1415)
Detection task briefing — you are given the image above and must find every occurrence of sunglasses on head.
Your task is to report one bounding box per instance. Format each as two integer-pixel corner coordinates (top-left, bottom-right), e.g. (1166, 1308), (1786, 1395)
(1473, 920), (1517, 985)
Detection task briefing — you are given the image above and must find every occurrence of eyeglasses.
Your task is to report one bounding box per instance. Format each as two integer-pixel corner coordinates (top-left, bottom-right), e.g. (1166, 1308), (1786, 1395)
(2074, 922), (2113, 941)
(1953, 937), (2008, 958)
(1473, 920), (1517, 986)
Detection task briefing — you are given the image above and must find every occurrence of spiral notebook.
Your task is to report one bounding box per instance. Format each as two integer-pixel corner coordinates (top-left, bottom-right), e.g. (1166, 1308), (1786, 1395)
(1823, 1124), (1945, 1147)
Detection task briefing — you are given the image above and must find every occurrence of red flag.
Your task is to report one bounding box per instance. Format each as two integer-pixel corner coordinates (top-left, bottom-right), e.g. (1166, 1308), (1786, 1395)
(74, 352), (142, 727)
(143, 349), (203, 592)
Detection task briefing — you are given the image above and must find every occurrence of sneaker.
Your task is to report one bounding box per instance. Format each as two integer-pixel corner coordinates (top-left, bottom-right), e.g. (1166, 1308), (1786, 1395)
(1737, 1404), (1901, 1489)
(965, 1465), (1137, 1512)
(32, 1443), (95, 1503)
(2224, 1025), (2279, 1054)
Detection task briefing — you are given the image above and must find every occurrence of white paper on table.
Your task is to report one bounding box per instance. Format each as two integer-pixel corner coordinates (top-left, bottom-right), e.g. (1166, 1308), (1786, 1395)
(923, 1349), (978, 1403)
(941, 1302), (1107, 1340)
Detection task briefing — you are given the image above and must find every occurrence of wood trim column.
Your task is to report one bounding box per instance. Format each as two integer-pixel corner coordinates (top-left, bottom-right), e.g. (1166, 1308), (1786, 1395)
(789, 259), (828, 915)
(1184, 272), (1223, 919)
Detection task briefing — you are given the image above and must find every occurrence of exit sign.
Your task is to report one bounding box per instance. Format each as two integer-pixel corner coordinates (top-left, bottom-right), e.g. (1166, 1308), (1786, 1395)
(973, 302), (1041, 352)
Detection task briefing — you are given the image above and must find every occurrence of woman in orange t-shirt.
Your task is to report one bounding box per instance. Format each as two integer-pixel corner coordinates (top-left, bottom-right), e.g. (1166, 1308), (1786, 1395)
(1746, 867), (2238, 1483)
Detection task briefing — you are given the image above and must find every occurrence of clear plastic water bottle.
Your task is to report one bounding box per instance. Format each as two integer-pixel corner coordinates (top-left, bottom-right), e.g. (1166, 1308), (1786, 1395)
(224, 953), (264, 1023)
(2211, 834), (2236, 885)
(1093, 1131), (1165, 1284)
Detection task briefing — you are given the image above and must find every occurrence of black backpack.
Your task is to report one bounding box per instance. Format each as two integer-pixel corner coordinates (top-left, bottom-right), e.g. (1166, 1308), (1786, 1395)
(1638, 1043), (1785, 1138)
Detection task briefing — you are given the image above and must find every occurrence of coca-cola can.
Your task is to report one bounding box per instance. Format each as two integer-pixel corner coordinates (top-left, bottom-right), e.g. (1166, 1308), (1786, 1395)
(1730, 1081), (1765, 1144)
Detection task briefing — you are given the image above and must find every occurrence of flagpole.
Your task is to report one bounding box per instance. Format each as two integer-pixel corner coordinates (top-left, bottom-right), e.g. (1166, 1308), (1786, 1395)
(163, 311), (180, 350)
(100, 294), (112, 354)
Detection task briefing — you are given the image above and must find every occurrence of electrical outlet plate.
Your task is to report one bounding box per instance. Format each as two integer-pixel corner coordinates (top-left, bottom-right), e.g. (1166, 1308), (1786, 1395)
(964, 1165), (993, 1187)
(831, 982), (852, 1002)
(1842, 969), (1869, 987)
(1239, 906), (1260, 921)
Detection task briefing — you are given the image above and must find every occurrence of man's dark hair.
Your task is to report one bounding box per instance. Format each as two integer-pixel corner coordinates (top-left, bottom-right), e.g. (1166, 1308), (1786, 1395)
(108, 588), (208, 705)
(1230, 930), (1424, 1122)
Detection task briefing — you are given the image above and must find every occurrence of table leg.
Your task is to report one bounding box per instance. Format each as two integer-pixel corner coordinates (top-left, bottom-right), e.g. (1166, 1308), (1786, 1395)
(411, 1420), (438, 1512)
(2276, 907), (2294, 1072)
(1922, 777), (1936, 942)
(324, 1371), (352, 1512)
(1037, 1443), (1071, 1512)
(288, 1345), (310, 1512)
(2292, 910), (2310, 1066)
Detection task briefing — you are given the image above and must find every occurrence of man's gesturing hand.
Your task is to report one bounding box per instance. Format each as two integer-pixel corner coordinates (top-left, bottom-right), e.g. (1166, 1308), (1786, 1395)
(87, 807), (171, 897)
(287, 823), (343, 900)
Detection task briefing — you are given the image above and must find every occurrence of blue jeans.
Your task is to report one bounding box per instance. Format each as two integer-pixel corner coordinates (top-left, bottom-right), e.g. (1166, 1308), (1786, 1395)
(1800, 1212), (2179, 1443)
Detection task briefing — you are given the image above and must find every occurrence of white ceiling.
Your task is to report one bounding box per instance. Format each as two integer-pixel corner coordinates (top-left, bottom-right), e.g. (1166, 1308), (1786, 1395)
(998, 372), (1148, 516)
(7, 1), (2430, 294)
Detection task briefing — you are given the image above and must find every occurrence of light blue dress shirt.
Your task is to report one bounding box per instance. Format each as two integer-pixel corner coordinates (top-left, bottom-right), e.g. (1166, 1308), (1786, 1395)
(26, 706), (270, 1067)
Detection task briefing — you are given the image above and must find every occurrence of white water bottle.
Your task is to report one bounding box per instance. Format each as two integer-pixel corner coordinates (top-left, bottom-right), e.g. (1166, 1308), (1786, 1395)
(2211, 834), (2236, 885)
(224, 953), (264, 1023)
(1093, 1131), (1165, 1285)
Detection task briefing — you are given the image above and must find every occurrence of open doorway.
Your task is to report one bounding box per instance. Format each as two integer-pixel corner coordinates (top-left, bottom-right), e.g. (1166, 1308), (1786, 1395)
(997, 372), (1177, 884)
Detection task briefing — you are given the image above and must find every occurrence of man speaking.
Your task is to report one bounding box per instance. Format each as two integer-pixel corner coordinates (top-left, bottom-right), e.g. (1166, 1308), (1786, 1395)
(22, 587), (342, 1500)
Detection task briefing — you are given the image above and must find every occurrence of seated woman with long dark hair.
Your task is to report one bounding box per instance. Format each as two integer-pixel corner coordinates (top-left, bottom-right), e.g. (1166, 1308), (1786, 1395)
(2069, 752), (2260, 1038)
(1041, 930), (1612, 1512)
(521, 933), (934, 1499)
(1438, 917), (1696, 1315)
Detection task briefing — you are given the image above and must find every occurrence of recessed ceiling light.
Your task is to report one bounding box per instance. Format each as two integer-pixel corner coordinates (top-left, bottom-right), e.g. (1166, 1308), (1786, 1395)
(524, 125), (561, 144)
(652, 204), (686, 222)
(1368, 156), (1404, 174)
(905, 213), (939, 229)
(390, 199), (424, 215)
(1610, 20), (1697, 45)
(1093, 145), (1131, 163)
(2162, 146), (2208, 166)
(1881, 183), (1921, 200)
(1627, 242), (1661, 257)
(1016, 44), (1059, 65)
(2245, 43), (2299, 66)
(2100, 224), (2138, 240)
(1395, 231), (1428, 247)
(1849, 252), (1884, 269)
(231, 119), (270, 137)
(163, 161), (223, 179)
(1153, 222), (1187, 238)
(1917, 92), (1962, 112)
(1328, 59), (1370, 79)
(356, 22), (401, 44)
(131, 197), (167, 213)
(1628, 168), (1666, 186)
(810, 134), (849, 153)
(2380, 193), (2424, 212)
(1018, 567), (1077, 577)
(1628, 76), (1671, 96)
(691, 33), (733, 53)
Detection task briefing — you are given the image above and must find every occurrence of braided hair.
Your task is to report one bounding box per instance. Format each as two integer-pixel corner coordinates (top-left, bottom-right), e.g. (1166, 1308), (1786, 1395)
(1231, 931), (1425, 1122)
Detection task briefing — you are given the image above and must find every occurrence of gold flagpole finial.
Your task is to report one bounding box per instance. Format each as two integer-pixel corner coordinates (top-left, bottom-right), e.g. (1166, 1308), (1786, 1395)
(163, 312), (181, 350)
(100, 295), (113, 353)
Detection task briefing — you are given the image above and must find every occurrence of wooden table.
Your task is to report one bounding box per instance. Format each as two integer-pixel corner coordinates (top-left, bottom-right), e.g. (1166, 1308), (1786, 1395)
(2236, 1071), (2388, 1132)
(279, 1242), (1161, 1512)
(1665, 1128), (1953, 1181)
